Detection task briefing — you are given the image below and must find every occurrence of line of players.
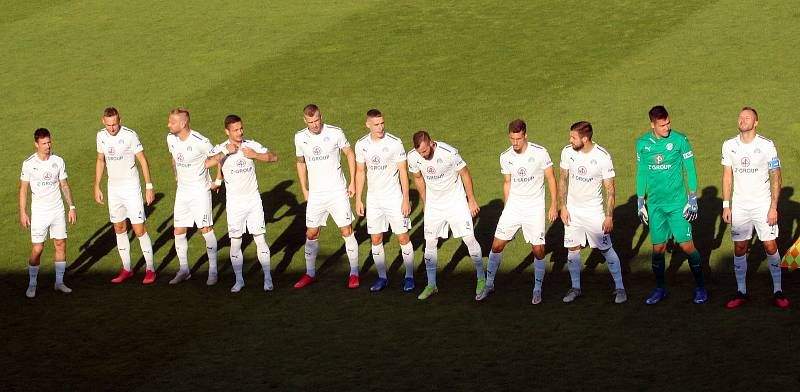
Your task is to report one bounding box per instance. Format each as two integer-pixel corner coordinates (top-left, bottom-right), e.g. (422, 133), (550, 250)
(19, 104), (788, 308)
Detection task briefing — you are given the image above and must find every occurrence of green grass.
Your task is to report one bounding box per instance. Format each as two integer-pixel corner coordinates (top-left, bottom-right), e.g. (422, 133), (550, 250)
(2, 1), (799, 390)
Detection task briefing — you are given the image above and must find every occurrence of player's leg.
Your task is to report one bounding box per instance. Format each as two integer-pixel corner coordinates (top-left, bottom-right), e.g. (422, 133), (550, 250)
(476, 237), (508, 301)
(727, 224), (751, 308)
(170, 192), (193, 284)
(366, 202), (389, 291)
(385, 199), (414, 291)
(419, 206), (447, 300)
(330, 193), (358, 288)
(246, 206), (272, 292)
(294, 226), (321, 288)
(448, 200), (484, 295)
(670, 203), (705, 303)
(754, 208), (787, 306)
(26, 242), (44, 298)
(197, 190), (218, 285)
(396, 232), (415, 291)
(530, 243), (547, 305)
(229, 234), (245, 293)
(111, 220), (134, 283)
(53, 238), (71, 293)
(644, 206), (669, 304)
(227, 205), (249, 292)
(583, 213), (626, 303)
(562, 216), (585, 302)
(131, 222), (156, 284)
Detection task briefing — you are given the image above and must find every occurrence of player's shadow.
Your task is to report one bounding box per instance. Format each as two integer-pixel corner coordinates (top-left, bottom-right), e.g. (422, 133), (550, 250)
(69, 192), (165, 274)
(439, 199), (504, 277)
(776, 187), (800, 254)
(666, 186), (726, 275)
(609, 195), (649, 272)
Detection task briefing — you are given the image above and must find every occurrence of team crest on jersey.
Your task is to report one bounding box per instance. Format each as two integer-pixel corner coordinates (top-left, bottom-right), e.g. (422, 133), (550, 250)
(107, 147), (116, 155)
(528, 157), (535, 163)
(236, 159), (246, 168)
(43, 172), (53, 180)
(371, 155), (381, 164)
(51, 163), (58, 169)
(740, 157), (750, 167)
(666, 143), (674, 151)
(426, 166), (436, 174)
(312, 146), (322, 156)
(118, 139), (124, 145)
(653, 154), (664, 164)
(177, 153), (185, 162)
(577, 166), (588, 176)
(323, 136), (330, 142)
(517, 167), (527, 177)
(437, 158), (443, 164)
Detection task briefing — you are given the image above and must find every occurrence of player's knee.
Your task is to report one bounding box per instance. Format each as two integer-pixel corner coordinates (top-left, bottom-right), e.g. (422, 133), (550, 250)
(53, 239), (66, 249)
(763, 240), (778, 256)
(31, 243), (44, 256)
(652, 244), (667, 254)
(131, 223), (146, 237)
(200, 226), (214, 235)
(490, 238), (506, 253)
(370, 234), (383, 246)
(306, 228), (320, 241)
(424, 238), (438, 253)
(733, 242), (748, 257)
(173, 227), (187, 236)
(339, 226), (353, 237)
(397, 233), (411, 246)
(531, 244), (545, 259)
(568, 246), (582, 252)
(113, 221), (128, 234)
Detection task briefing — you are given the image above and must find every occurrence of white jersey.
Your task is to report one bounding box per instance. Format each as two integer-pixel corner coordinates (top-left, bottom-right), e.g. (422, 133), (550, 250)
(721, 134), (780, 207)
(210, 139), (267, 201)
(20, 153), (67, 212)
(355, 132), (406, 197)
(167, 130), (214, 190)
(294, 124), (350, 194)
(500, 142), (553, 205)
(96, 126), (143, 188)
(407, 141), (467, 206)
(559, 143), (615, 211)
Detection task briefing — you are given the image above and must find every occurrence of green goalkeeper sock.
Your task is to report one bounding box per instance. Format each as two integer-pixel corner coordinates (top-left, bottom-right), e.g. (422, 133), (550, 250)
(652, 252), (666, 288)
(687, 250), (704, 288)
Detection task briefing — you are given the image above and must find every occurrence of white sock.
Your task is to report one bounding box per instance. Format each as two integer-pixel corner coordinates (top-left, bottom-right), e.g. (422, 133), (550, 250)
(767, 251), (782, 293)
(487, 251), (502, 286)
(116, 232), (131, 271)
(202, 231), (218, 276)
(254, 234), (272, 284)
(567, 250), (582, 289)
(344, 234), (359, 276)
(174, 233), (189, 271)
(305, 238), (319, 277)
(138, 232), (154, 271)
(230, 237), (244, 284)
(55, 261), (66, 285)
(400, 242), (415, 278)
(733, 254), (747, 293)
(28, 264), (39, 286)
(372, 244), (386, 279)
(463, 235), (484, 280)
(533, 258), (546, 291)
(424, 238), (438, 286)
(603, 247), (624, 289)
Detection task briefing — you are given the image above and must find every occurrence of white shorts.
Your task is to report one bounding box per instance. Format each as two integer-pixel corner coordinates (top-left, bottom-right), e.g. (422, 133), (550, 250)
(731, 204), (778, 242)
(107, 185), (146, 224)
(366, 193), (410, 235)
(227, 198), (266, 237)
(306, 190), (353, 228)
(31, 208), (67, 243)
(174, 187), (213, 228)
(423, 199), (474, 240)
(563, 207), (612, 250)
(494, 201), (545, 245)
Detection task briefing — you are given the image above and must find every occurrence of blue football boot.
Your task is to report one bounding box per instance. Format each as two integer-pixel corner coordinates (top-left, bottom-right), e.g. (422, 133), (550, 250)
(645, 288), (667, 305)
(370, 277), (388, 292)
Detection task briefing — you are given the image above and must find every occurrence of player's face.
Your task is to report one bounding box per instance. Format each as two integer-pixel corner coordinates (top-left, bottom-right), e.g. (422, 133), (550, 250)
(225, 121), (244, 143)
(366, 116), (385, 137)
(737, 110), (758, 133)
(509, 131), (527, 153)
(34, 137), (51, 155)
(167, 114), (187, 134)
(415, 139), (434, 160)
(569, 130), (585, 150)
(650, 117), (671, 138)
(304, 112), (323, 133)
(103, 115), (121, 136)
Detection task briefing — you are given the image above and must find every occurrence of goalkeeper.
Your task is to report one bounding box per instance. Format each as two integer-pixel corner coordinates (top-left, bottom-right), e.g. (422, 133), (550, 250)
(635, 105), (706, 305)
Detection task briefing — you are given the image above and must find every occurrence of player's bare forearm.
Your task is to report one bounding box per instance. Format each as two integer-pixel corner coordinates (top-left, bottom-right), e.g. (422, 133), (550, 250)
(545, 166), (558, 210)
(260, 151), (278, 162)
(94, 153), (105, 187)
(398, 161), (410, 200)
(343, 147), (356, 183)
(604, 178), (615, 218)
(205, 152), (223, 169)
(413, 173), (426, 204)
(558, 168), (569, 210)
(295, 158), (309, 194)
(60, 179), (75, 207)
(458, 166), (478, 202)
(171, 158), (177, 180)
(502, 175), (511, 204)
(355, 163), (366, 202)
(19, 181), (28, 214)
(135, 151), (153, 184)
(722, 166), (733, 202)
(770, 168), (781, 210)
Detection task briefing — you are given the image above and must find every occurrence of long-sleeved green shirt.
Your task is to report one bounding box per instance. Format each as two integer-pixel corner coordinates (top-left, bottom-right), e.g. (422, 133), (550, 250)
(635, 129), (697, 207)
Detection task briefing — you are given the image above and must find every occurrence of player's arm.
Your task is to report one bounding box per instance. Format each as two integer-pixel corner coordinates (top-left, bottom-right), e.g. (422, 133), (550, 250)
(768, 166), (781, 227)
(94, 152), (106, 204)
(19, 180), (30, 228)
(295, 155), (309, 202)
(210, 163), (223, 192)
(721, 165), (733, 224)
(135, 151), (155, 205)
(558, 167), (569, 225)
(205, 152), (224, 169)
(544, 166), (558, 223)
(412, 171), (426, 207)
(602, 178), (615, 233)
(635, 141), (649, 224)
(502, 174), (511, 204)
(681, 137), (699, 221)
(355, 161), (367, 216)
(60, 179), (77, 224)
(342, 146), (356, 198)
(170, 157), (177, 181)
(458, 166), (480, 217)
(240, 146), (278, 163)
(398, 160), (411, 217)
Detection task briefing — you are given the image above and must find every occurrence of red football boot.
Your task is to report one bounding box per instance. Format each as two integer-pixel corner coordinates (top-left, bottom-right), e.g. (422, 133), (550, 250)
(348, 274), (360, 289)
(774, 291), (790, 308)
(111, 268), (134, 284)
(142, 270), (157, 285)
(293, 274), (317, 289)
(726, 291), (748, 309)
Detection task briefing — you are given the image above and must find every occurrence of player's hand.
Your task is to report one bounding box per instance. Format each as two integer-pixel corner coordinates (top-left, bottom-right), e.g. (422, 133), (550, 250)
(301, 187), (309, 202)
(401, 199), (411, 217)
(722, 207), (732, 224)
(548, 206), (558, 224)
(225, 143), (238, 154)
(210, 181), (221, 193)
(767, 207), (778, 226)
(560, 208), (570, 226)
(347, 182), (355, 198)
(20, 212), (30, 228)
(94, 185), (104, 204)
(602, 216), (613, 234)
(68, 208), (77, 224)
(468, 198), (480, 217)
(683, 193), (698, 222)
(241, 147), (257, 159)
(637, 197), (649, 225)
(355, 200), (365, 217)
(145, 188), (155, 206)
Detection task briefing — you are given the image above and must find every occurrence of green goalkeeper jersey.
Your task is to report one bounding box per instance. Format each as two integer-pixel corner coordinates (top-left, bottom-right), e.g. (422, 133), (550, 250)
(635, 129), (698, 207)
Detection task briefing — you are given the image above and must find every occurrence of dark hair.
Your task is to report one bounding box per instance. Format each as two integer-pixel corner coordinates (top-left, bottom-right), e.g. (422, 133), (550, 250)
(224, 114), (242, 129)
(412, 130), (431, 148)
(570, 121), (593, 140)
(508, 119), (527, 133)
(366, 109), (382, 118)
(34, 128), (51, 141)
(741, 106), (758, 121)
(103, 107), (120, 118)
(648, 105), (669, 122)
(170, 108), (190, 122)
(303, 104), (320, 117)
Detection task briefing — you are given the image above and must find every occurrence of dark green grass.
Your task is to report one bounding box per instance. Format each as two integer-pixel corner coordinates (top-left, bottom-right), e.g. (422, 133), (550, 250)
(2, 1), (800, 390)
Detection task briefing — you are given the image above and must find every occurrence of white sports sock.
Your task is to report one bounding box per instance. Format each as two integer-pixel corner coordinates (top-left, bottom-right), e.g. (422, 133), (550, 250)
(603, 247), (624, 289)
(400, 242), (415, 278)
(116, 232), (131, 271)
(533, 258), (546, 291)
(230, 237), (244, 284)
(202, 231), (218, 276)
(55, 261), (66, 285)
(137, 232), (154, 271)
(567, 250), (582, 289)
(733, 254), (747, 294)
(344, 234), (359, 276)
(28, 264), (39, 286)
(372, 244), (386, 279)
(487, 251), (502, 286)
(304, 238), (319, 277)
(462, 235), (485, 280)
(174, 233), (189, 271)
(253, 234), (272, 283)
(424, 238), (438, 286)
(767, 252), (782, 293)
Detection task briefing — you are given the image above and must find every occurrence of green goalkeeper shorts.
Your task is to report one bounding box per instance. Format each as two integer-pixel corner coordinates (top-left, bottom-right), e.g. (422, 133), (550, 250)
(648, 203), (693, 245)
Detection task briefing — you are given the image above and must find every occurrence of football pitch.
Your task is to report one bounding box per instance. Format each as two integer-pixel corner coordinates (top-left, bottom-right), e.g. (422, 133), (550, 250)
(2, 1), (799, 390)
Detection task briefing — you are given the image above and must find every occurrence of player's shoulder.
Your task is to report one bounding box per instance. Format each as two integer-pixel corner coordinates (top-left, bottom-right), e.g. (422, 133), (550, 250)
(669, 129), (690, 141)
(384, 131), (402, 143)
(436, 141), (458, 154)
(500, 146), (513, 158)
(119, 126), (138, 138)
(722, 135), (738, 147)
(189, 129), (209, 141)
(22, 153), (37, 165)
(756, 134), (775, 146)
(593, 143), (612, 158)
(49, 154), (66, 165)
(355, 133), (370, 146)
(324, 124), (344, 136)
(527, 141), (546, 150)
(406, 147), (420, 160)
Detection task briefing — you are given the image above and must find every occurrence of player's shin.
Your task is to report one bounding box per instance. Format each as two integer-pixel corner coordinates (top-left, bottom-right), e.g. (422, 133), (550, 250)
(304, 238), (319, 277)
(28, 264), (39, 286)
(424, 239), (438, 286)
(400, 242), (415, 278)
(116, 232), (132, 271)
(652, 253), (666, 288)
(767, 252), (782, 293)
(254, 235), (272, 282)
(567, 250), (582, 289)
(174, 233), (189, 271)
(603, 247), (624, 289)
(487, 251), (503, 286)
(533, 258), (546, 291)
(687, 250), (704, 288)
(733, 254), (748, 293)
(202, 231), (218, 276)
(371, 244), (386, 279)
(463, 235), (484, 280)
(137, 232), (154, 271)
(230, 237), (244, 285)
(343, 234), (359, 276)
(54, 261), (66, 285)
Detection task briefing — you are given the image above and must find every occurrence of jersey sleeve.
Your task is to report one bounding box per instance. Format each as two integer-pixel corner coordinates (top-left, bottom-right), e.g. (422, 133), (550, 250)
(96, 133), (104, 154)
(20, 161), (30, 181)
(602, 154), (616, 179)
(59, 158), (68, 180)
(407, 154), (420, 173)
(294, 134), (304, 158)
(394, 141), (407, 163)
(166, 134), (174, 155)
(766, 142), (781, 170)
(452, 150), (467, 171)
(635, 139), (648, 197)
(355, 141), (366, 163)
(499, 154), (510, 175)
(541, 149), (553, 169)
(559, 148), (569, 170)
(681, 136), (698, 193)
(720, 141), (732, 166)
(199, 137), (214, 156)
(131, 131), (144, 154)
(208, 143), (223, 157)
(337, 129), (350, 149)
(248, 140), (268, 154)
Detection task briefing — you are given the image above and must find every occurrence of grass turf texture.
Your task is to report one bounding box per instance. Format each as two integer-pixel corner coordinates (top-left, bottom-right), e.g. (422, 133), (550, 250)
(2, 0), (799, 390)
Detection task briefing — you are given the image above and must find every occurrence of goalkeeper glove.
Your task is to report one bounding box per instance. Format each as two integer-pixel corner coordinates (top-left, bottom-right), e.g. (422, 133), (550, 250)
(683, 193), (698, 221)
(637, 197), (648, 225)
